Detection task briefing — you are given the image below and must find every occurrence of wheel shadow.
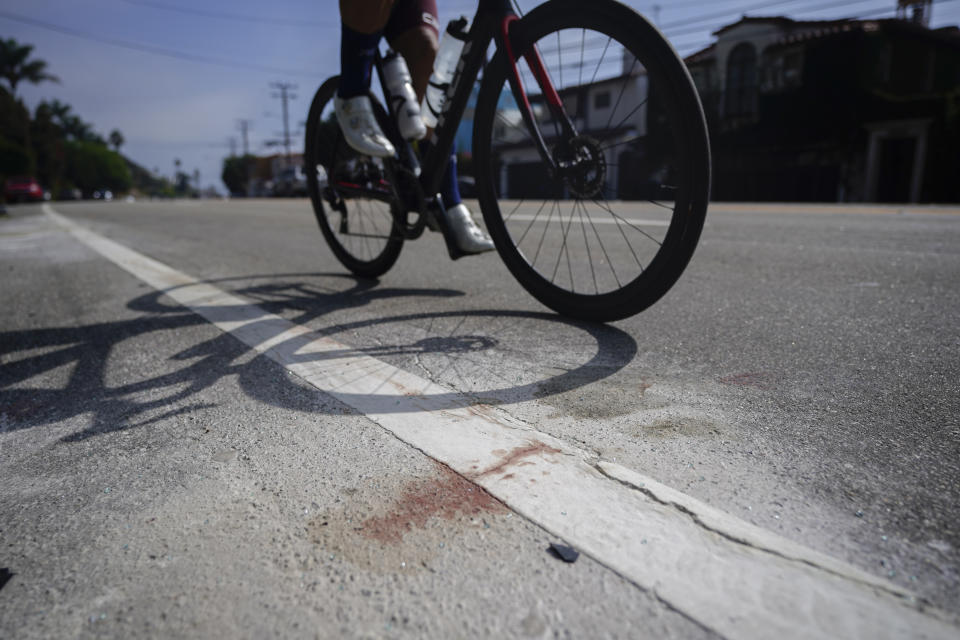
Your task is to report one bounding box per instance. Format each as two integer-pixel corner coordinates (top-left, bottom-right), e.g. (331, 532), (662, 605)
(1, 273), (637, 442)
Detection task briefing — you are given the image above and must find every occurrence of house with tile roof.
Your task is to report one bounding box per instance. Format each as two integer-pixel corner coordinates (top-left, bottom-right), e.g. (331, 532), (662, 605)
(685, 1), (960, 202)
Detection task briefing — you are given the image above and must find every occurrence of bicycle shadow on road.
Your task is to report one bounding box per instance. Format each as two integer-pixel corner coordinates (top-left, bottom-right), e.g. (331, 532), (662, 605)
(0, 273), (637, 442)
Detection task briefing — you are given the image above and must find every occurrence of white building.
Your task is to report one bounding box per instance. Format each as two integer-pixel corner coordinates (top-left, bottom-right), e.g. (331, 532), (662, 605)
(492, 52), (649, 199)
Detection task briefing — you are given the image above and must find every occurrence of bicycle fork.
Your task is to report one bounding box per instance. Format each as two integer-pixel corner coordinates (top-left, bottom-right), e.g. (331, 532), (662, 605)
(499, 15), (578, 178)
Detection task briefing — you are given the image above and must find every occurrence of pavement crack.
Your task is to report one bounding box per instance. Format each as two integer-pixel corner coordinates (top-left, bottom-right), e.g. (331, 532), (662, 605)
(590, 460), (926, 607)
(412, 351), (434, 381)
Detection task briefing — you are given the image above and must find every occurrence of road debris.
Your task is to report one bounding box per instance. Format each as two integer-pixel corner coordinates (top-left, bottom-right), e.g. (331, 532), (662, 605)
(548, 543), (580, 563)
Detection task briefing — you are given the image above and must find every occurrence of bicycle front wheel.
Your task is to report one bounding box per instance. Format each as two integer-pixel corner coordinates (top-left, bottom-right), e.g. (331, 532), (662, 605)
(473, 0), (710, 322)
(304, 76), (404, 278)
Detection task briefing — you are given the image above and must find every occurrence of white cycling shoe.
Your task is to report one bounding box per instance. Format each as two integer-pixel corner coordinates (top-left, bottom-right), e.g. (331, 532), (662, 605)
(383, 51), (427, 141)
(445, 203), (495, 254)
(334, 95), (396, 158)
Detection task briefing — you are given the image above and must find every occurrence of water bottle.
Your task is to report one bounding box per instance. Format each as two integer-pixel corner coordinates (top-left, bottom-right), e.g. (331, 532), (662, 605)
(382, 50), (426, 140)
(421, 18), (468, 128)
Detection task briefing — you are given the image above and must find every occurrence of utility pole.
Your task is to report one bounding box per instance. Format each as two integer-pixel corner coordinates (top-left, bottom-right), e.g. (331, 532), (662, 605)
(236, 119), (254, 197)
(236, 119), (252, 156)
(270, 82), (297, 166)
(652, 4), (661, 26)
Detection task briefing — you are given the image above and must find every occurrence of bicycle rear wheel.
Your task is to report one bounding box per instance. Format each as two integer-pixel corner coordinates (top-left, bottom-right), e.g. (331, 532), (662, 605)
(304, 77), (404, 278)
(473, 0), (710, 322)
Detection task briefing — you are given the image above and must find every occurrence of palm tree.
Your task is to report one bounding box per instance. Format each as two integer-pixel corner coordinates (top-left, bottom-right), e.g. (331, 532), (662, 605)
(46, 99), (73, 129)
(64, 115), (93, 142)
(109, 129), (125, 152)
(0, 38), (59, 99)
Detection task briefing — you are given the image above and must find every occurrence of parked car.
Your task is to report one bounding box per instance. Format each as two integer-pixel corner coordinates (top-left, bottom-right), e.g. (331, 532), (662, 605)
(273, 166), (308, 197)
(4, 177), (44, 203)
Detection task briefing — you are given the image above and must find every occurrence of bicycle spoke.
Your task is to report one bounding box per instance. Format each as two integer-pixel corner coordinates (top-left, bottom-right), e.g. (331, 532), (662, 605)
(578, 29), (585, 89)
(556, 31), (563, 91)
(480, 16), (708, 316)
(575, 200), (599, 294)
(550, 199), (578, 286)
(600, 134), (644, 152)
(609, 99), (649, 135)
(593, 195), (661, 252)
(514, 199), (549, 246)
(504, 199), (527, 223)
(605, 57), (639, 131)
(590, 37), (612, 87)
(494, 111), (535, 145)
(564, 201), (577, 291)
(531, 199), (559, 268)
(645, 199), (676, 213)
(579, 200), (623, 288)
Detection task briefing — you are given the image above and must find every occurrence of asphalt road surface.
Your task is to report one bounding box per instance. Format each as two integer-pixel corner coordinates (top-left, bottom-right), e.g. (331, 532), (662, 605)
(1, 199), (958, 638)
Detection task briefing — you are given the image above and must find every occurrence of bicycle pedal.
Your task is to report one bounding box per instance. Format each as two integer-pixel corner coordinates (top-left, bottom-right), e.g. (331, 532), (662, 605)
(423, 209), (442, 233)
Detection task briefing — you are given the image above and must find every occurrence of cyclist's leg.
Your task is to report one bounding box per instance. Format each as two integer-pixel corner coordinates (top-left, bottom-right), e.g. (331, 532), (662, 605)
(337, 0), (395, 157)
(387, 1), (494, 254)
(384, 0), (438, 101)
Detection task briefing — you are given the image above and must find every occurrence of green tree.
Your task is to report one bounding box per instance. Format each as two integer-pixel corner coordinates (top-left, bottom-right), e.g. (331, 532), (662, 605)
(0, 87), (32, 178)
(0, 38), (59, 98)
(45, 99), (72, 131)
(32, 101), (67, 194)
(0, 135), (30, 177)
(221, 154), (255, 196)
(65, 140), (132, 195)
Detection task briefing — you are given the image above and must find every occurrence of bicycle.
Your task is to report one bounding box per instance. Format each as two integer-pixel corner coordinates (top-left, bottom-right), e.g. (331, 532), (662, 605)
(304, 0), (710, 322)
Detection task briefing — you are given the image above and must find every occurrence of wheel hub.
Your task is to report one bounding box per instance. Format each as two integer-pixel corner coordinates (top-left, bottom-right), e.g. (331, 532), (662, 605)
(553, 135), (607, 199)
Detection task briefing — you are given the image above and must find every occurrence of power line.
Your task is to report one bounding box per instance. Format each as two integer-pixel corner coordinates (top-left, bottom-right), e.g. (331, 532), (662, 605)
(659, 0), (810, 30)
(666, 0), (960, 54)
(118, 0), (337, 29)
(0, 9), (319, 78)
(809, 0), (960, 20)
(658, 0), (888, 39)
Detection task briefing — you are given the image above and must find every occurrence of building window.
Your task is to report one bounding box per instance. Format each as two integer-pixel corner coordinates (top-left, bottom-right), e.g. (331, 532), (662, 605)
(725, 43), (758, 117)
(594, 91), (611, 109)
(760, 47), (803, 93)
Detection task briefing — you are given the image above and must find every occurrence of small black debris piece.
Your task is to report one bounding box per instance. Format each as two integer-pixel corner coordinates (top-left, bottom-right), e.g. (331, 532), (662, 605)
(0, 568), (14, 592)
(548, 543), (580, 563)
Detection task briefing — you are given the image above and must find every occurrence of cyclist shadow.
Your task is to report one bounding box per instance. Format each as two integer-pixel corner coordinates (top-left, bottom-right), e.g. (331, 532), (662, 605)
(1, 273), (637, 442)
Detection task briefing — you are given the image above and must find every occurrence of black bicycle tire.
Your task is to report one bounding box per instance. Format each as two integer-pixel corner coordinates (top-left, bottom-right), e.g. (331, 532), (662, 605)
(304, 76), (405, 279)
(473, 0), (711, 322)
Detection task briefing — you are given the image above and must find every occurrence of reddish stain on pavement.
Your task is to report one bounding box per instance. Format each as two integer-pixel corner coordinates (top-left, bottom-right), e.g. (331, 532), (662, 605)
(471, 441), (561, 480)
(718, 372), (773, 390)
(360, 465), (506, 545)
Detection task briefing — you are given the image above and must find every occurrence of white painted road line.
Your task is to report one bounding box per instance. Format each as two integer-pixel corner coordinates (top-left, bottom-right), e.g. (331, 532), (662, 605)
(44, 205), (957, 640)
(505, 214), (671, 226)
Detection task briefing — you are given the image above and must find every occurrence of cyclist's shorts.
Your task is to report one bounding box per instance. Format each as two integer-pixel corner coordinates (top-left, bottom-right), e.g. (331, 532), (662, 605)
(385, 0), (440, 41)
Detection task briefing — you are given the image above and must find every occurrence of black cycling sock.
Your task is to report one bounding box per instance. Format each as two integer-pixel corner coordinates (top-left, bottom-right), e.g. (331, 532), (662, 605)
(338, 24), (381, 99)
(422, 140), (462, 208)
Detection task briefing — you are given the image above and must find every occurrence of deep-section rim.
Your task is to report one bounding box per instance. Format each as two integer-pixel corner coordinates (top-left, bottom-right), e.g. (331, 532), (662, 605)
(473, 0), (710, 322)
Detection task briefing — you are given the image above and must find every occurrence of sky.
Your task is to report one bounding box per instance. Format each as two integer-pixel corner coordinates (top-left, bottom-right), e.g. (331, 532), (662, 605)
(3, 0), (959, 193)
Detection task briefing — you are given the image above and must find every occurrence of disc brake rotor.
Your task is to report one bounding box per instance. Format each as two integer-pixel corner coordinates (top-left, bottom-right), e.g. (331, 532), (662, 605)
(554, 135), (607, 199)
